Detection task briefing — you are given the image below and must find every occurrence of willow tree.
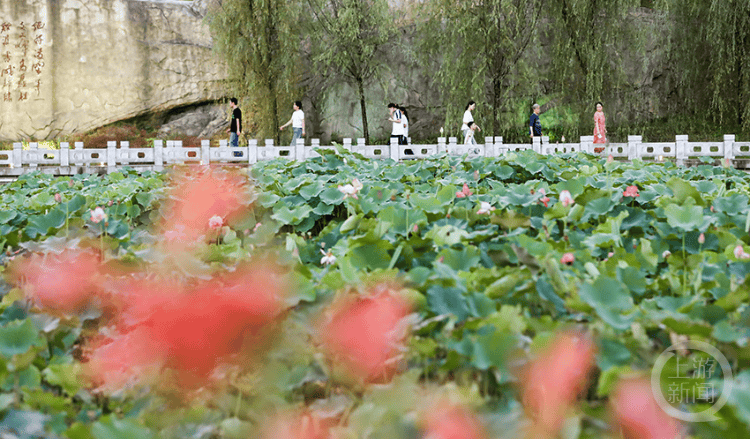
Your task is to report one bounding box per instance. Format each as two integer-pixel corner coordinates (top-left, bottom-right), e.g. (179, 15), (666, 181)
(417, 0), (544, 137)
(207, 0), (300, 144)
(305, 0), (393, 144)
(545, 1), (642, 129)
(669, 0), (750, 130)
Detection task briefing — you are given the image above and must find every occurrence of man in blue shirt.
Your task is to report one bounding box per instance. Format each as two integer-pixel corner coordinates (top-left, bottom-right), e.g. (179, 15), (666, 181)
(529, 103), (541, 139)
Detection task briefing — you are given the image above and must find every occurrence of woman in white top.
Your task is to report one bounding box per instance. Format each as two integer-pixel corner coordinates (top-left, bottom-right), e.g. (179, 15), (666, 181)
(460, 100), (480, 140)
(399, 105), (409, 144)
(280, 100), (305, 146)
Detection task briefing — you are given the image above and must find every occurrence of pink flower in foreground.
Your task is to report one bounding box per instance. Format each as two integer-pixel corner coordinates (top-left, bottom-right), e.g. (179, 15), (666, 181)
(337, 178), (363, 200)
(698, 233), (705, 244)
(623, 185), (640, 198)
(607, 154), (614, 163)
(91, 207), (107, 223)
(423, 400), (487, 439)
(611, 378), (682, 439)
(254, 222), (262, 232)
(521, 333), (595, 435)
(734, 245), (750, 260)
(320, 289), (411, 383)
(261, 411), (333, 439)
(560, 252), (575, 265)
(456, 183), (473, 198)
(9, 248), (101, 313)
(54, 193), (61, 203)
(208, 215), (223, 230)
(559, 190), (574, 207)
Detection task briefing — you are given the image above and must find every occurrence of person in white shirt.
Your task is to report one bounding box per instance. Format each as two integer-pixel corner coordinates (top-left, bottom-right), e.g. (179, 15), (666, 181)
(388, 103), (404, 145)
(280, 100), (305, 146)
(464, 121), (478, 145)
(460, 100), (481, 140)
(399, 105), (409, 143)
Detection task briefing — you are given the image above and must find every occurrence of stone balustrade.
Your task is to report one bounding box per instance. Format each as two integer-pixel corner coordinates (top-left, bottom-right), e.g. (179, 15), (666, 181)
(1, 135), (749, 177)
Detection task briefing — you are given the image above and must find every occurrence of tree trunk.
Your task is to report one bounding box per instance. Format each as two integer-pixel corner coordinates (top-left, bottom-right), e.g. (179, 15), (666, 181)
(492, 76), (501, 136)
(357, 78), (369, 144)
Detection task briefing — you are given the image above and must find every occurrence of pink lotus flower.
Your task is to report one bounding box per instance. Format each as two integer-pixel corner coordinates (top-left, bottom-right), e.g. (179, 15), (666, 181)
(8, 248), (102, 313)
(455, 183), (473, 198)
(477, 202), (495, 215)
(521, 332), (595, 435)
(254, 222), (262, 232)
(68, 179), (74, 187)
(422, 400), (487, 439)
(560, 252), (575, 265)
(208, 215), (223, 230)
(623, 185), (640, 198)
(91, 207), (107, 223)
(320, 249), (336, 265)
(107, 200), (114, 207)
(412, 224), (419, 233)
(559, 190), (574, 207)
(54, 193), (61, 203)
(734, 245), (750, 260)
(611, 378), (682, 439)
(698, 233), (705, 244)
(320, 288), (411, 383)
(607, 154), (614, 163)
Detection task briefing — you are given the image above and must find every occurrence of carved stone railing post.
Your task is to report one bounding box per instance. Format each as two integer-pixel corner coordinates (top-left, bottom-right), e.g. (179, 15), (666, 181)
(724, 134), (735, 163)
(154, 140), (164, 171)
(675, 135), (688, 166)
(107, 141), (117, 173)
(60, 142), (70, 167)
(201, 140), (211, 165)
(627, 135), (642, 161)
(248, 139), (258, 164)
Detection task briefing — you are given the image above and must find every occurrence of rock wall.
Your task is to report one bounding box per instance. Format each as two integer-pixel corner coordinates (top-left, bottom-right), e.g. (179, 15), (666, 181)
(0, 0), (227, 141)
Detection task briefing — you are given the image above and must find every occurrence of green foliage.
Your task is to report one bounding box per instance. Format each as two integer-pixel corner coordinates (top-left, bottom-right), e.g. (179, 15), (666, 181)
(304, 0), (394, 143)
(416, 0), (543, 138)
(207, 0), (301, 142)
(6, 152), (750, 436)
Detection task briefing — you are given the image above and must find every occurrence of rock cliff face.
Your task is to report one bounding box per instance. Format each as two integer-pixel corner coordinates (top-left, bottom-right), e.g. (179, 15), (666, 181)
(0, 0), (227, 141)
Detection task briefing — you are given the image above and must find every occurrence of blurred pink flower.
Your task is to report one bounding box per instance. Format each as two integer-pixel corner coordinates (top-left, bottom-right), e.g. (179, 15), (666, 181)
(320, 249), (336, 265)
(559, 190), (574, 207)
(423, 400), (486, 439)
(521, 332), (595, 435)
(320, 288), (411, 383)
(698, 233), (705, 244)
(560, 253), (575, 265)
(734, 245), (750, 260)
(456, 183), (473, 198)
(54, 193), (61, 203)
(208, 215), (223, 230)
(623, 185), (640, 198)
(254, 222), (262, 232)
(662, 250), (671, 258)
(91, 207), (107, 223)
(611, 378), (682, 439)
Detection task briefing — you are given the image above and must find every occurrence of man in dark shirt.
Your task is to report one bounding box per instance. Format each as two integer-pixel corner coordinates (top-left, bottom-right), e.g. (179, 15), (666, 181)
(226, 98), (242, 147)
(529, 103), (542, 139)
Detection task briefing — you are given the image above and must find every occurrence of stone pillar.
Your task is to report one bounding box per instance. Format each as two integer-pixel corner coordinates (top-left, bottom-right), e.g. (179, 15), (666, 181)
(12, 143), (22, 169)
(532, 136), (541, 154)
(154, 140), (164, 172)
(390, 137), (399, 161)
(494, 136), (503, 156)
(29, 143), (38, 168)
(201, 140), (211, 165)
(724, 134), (735, 163)
(484, 137), (494, 158)
(437, 137), (447, 154)
(627, 136), (642, 161)
(107, 141), (117, 173)
(60, 142), (70, 167)
(580, 136), (594, 155)
(295, 137), (305, 161)
(120, 141), (130, 166)
(675, 135), (688, 166)
(248, 139), (258, 164)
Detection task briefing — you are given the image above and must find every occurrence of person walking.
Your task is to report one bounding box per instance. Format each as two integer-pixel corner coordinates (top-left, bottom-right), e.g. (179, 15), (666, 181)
(593, 101), (607, 153)
(388, 103), (404, 146)
(464, 121), (478, 145)
(461, 100), (480, 141)
(529, 103), (542, 140)
(280, 101), (305, 147)
(226, 98), (242, 147)
(399, 105), (409, 144)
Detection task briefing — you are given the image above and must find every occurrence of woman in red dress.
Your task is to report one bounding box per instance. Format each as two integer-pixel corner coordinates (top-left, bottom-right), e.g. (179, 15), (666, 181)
(593, 101), (607, 153)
